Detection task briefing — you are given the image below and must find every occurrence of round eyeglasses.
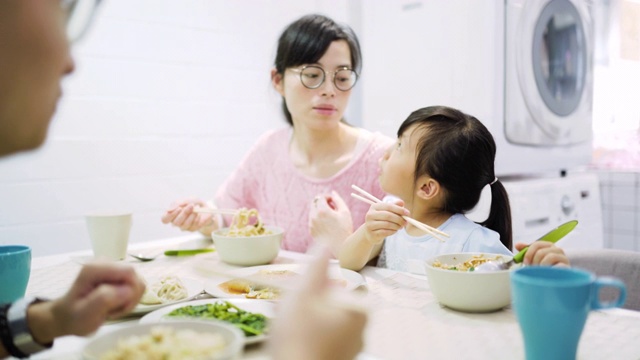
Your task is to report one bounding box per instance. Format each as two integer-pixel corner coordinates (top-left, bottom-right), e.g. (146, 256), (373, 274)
(62, 0), (103, 43)
(290, 65), (359, 91)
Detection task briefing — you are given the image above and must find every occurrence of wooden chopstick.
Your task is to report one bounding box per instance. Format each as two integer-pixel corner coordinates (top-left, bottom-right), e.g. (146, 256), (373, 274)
(193, 207), (237, 216)
(350, 185), (450, 241)
(351, 185), (449, 237)
(351, 184), (381, 204)
(350, 193), (376, 206)
(403, 218), (447, 240)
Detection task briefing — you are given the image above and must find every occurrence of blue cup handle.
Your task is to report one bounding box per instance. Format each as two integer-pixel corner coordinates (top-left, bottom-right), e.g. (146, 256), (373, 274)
(591, 277), (627, 310)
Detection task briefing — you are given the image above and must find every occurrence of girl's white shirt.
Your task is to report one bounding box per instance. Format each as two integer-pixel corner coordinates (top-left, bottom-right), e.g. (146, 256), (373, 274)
(377, 213), (513, 275)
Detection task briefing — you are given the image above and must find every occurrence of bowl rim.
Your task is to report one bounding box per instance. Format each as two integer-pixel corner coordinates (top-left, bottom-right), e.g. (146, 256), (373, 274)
(424, 252), (514, 274)
(82, 320), (244, 359)
(212, 225), (284, 239)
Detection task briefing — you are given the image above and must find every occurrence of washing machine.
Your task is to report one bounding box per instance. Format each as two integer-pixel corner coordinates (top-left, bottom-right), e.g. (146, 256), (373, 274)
(359, 0), (595, 176)
(505, 0), (594, 150)
(503, 172), (604, 250)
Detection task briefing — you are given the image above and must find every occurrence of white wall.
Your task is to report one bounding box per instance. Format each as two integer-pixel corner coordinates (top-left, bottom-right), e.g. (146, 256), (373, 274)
(598, 171), (640, 251)
(0, 0), (359, 256)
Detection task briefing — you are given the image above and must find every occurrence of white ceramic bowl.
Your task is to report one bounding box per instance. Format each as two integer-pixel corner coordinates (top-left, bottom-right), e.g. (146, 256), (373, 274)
(424, 253), (514, 313)
(212, 226), (283, 266)
(82, 320), (244, 360)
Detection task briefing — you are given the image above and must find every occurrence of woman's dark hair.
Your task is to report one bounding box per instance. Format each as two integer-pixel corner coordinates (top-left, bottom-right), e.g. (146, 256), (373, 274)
(274, 14), (362, 125)
(398, 106), (513, 250)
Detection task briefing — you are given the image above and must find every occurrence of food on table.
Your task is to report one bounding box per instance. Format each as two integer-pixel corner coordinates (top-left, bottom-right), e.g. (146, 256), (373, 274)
(226, 208), (272, 237)
(140, 276), (188, 305)
(224, 279), (279, 299)
(218, 269), (347, 299)
(166, 300), (269, 336)
(99, 325), (226, 360)
(431, 254), (506, 272)
(218, 269), (295, 299)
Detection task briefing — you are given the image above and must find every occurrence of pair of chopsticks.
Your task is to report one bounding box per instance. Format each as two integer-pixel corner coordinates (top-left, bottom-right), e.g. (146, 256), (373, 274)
(350, 185), (450, 242)
(193, 207), (237, 216)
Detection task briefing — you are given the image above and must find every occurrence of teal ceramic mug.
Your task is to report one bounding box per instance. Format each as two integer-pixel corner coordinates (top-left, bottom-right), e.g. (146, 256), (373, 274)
(0, 245), (32, 304)
(511, 266), (626, 360)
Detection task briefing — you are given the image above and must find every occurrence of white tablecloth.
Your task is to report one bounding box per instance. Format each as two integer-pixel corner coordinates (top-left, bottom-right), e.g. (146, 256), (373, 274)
(21, 236), (640, 360)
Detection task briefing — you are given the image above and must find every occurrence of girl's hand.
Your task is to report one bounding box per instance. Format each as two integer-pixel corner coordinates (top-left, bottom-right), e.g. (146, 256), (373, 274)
(362, 199), (409, 245)
(161, 199), (215, 233)
(514, 241), (570, 267)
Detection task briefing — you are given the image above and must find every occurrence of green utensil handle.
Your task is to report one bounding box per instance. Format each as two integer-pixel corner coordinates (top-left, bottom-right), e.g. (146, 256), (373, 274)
(164, 248), (215, 256)
(512, 220), (578, 263)
(513, 248), (530, 263)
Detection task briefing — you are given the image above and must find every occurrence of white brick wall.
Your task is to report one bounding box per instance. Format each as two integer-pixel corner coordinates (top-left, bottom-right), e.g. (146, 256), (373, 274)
(598, 170), (640, 251)
(0, 0), (358, 256)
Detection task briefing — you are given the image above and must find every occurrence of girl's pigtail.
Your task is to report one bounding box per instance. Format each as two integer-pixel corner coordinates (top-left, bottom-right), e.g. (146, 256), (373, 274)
(481, 180), (513, 251)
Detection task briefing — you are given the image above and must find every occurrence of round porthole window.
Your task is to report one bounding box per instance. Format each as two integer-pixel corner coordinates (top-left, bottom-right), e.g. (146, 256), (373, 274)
(532, 0), (586, 117)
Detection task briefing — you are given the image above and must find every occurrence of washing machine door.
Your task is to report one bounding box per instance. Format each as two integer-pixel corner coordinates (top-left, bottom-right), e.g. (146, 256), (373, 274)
(505, 0), (593, 146)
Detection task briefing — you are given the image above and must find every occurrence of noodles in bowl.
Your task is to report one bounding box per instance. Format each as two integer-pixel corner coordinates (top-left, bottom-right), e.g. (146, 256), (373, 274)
(82, 321), (243, 360)
(213, 208), (283, 266)
(226, 208), (272, 237)
(431, 254), (507, 272)
(425, 253), (513, 312)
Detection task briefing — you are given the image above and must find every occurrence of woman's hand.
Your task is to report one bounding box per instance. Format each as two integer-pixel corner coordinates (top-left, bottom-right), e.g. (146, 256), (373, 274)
(514, 241), (570, 267)
(269, 247), (367, 360)
(361, 198), (408, 245)
(161, 199), (216, 234)
(309, 191), (354, 255)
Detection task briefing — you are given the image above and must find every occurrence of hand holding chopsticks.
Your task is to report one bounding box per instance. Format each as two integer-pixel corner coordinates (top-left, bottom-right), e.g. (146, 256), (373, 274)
(193, 207), (237, 216)
(162, 200), (225, 232)
(350, 184), (450, 242)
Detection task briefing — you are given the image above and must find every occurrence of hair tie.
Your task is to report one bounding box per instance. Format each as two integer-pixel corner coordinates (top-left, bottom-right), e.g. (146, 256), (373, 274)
(489, 177), (498, 186)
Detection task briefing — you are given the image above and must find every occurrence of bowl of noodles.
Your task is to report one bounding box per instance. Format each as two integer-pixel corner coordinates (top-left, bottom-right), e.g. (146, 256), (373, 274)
(82, 320), (244, 360)
(424, 253), (515, 313)
(212, 208), (283, 266)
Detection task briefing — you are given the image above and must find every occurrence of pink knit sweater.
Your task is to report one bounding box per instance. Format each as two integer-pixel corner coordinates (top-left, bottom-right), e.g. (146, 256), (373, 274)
(215, 128), (393, 253)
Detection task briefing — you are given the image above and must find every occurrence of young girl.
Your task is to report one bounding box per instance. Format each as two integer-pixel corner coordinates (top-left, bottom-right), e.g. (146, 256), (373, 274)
(339, 106), (568, 274)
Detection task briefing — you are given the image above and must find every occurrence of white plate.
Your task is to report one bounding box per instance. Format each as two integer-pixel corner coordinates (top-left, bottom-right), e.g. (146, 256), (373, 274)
(203, 263), (366, 299)
(133, 277), (204, 315)
(139, 298), (275, 344)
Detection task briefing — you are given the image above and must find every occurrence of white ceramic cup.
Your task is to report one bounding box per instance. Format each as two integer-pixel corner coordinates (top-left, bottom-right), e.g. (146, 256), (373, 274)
(85, 212), (132, 260)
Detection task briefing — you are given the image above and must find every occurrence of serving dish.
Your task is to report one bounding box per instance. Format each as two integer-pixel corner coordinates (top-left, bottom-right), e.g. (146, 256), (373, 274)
(203, 263), (366, 299)
(140, 298), (275, 344)
(133, 277), (203, 315)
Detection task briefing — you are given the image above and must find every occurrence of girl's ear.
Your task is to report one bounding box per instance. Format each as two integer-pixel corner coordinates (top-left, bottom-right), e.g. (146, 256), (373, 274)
(417, 177), (440, 200)
(271, 68), (284, 95)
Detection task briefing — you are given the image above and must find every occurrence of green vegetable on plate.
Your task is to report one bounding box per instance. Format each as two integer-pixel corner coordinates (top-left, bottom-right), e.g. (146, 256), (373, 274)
(166, 301), (268, 336)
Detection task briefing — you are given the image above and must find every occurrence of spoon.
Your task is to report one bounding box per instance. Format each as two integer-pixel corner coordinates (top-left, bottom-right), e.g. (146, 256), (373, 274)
(475, 220), (578, 272)
(129, 252), (160, 262)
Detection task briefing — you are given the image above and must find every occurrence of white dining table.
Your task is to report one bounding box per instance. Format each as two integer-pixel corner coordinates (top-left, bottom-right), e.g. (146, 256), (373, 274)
(17, 234), (640, 360)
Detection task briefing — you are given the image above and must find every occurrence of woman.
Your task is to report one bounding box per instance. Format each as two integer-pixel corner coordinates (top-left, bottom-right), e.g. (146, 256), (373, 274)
(162, 14), (393, 253)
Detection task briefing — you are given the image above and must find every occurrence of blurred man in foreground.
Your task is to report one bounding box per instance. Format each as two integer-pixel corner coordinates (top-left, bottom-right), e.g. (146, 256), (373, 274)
(0, 1), (366, 359)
